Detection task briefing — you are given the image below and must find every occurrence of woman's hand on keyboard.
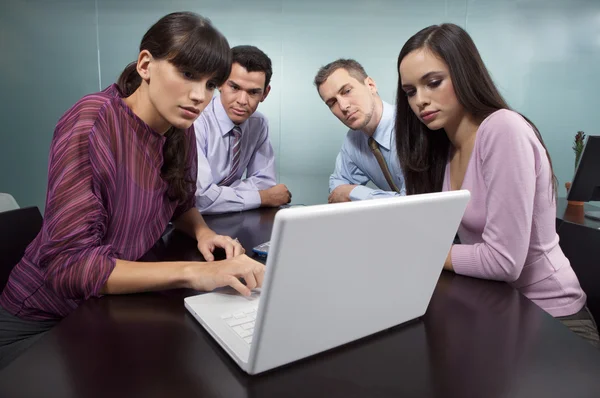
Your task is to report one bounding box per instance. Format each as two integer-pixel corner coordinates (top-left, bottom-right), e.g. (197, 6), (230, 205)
(183, 254), (265, 296)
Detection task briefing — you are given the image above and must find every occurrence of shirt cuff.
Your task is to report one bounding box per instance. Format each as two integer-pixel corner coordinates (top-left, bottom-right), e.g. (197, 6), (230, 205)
(241, 190), (261, 211)
(349, 185), (372, 201)
(451, 244), (481, 277)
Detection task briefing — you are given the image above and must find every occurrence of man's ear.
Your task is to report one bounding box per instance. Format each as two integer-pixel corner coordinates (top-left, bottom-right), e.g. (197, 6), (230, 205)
(260, 85), (271, 102)
(136, 50), (153, 82)
(364, 76), (377, 95)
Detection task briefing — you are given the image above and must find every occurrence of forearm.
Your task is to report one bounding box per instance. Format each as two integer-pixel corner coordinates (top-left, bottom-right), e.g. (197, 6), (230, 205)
(450, 243), (523, 282)
(349, 185), (401, 201)
(100, 258), (189, 295)
(196, 185), (261, 214)
(172, 207), (210, 239)
(329, 174), (354, 193)
(242, 166), (277, 191)
(329, 147), (368, 194)
(444, 247), (454, 271)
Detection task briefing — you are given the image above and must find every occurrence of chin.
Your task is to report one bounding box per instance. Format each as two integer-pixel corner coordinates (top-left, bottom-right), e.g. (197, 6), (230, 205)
(229, 114), (249, 125)
(352, 121), (369, 132)
(345, 119), (364, 131)
(172, 119), (195, 130)
(424, 121), (444, 131)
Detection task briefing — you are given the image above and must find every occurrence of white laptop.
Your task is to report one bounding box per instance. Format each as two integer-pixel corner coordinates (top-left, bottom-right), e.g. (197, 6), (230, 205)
(185, 190), (470, 375)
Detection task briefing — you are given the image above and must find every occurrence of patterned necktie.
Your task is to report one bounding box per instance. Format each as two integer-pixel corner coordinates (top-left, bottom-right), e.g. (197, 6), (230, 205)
(368, 137), (401, 193)
(219, 126), (242, 187)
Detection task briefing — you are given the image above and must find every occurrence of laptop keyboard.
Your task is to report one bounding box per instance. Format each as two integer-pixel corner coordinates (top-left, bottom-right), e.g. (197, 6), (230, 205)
(221, 306), (258, 345)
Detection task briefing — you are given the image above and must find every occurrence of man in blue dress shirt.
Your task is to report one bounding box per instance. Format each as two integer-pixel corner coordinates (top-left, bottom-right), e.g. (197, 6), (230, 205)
(194, 46), (291, 214)
(314, 59), (406, 203)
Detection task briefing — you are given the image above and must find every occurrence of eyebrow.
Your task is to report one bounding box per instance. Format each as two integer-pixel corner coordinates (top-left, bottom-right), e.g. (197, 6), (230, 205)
(228, 79), (263, 94)
(401, 71), (444, 89)
(325, 84), (352, 105)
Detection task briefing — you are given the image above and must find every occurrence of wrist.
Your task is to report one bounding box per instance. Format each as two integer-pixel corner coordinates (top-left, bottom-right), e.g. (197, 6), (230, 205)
(346, 184), (361, 201)
(178, 262), (201, 289)
(194, 225), (214, 241)
(259, 189), (271, 206)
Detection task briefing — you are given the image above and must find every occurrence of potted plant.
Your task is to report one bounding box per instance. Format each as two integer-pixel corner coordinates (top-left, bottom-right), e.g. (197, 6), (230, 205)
(565, 131), (586, 205)
(573, 131), (586, 170)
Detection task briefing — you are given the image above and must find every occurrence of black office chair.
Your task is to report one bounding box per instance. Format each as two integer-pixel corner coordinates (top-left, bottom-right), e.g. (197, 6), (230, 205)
(0, 207), (43, 292)
(557, 221), (600, 323)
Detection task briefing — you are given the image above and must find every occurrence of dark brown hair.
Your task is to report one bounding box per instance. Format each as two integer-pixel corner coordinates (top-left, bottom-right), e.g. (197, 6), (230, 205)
(117, 12), (231, 202)
(313, 59), (368, 91)
(232, 45), (273, 89)
(395, 23), (556, 195)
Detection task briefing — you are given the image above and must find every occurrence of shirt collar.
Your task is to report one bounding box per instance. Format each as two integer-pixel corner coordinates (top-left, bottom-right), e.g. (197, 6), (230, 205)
(214, 95), (247, 136)
(370, 101), (395, 151)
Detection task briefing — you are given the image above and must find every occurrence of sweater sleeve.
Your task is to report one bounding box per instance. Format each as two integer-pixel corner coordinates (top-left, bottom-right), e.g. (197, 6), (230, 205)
(39, 107), (120, 299)
(451, 111), (539, 282)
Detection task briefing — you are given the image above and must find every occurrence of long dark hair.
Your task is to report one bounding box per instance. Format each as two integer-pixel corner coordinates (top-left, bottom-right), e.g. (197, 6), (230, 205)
(395, 23), (556, 195)
(117, 12), (231, 202)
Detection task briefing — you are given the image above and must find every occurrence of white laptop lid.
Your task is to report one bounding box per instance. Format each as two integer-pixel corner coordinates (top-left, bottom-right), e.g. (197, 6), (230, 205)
(247, 190), (470, 374)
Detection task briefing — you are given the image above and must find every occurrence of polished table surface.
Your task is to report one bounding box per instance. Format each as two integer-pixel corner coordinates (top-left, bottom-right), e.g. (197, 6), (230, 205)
(1, 207), (600, 398)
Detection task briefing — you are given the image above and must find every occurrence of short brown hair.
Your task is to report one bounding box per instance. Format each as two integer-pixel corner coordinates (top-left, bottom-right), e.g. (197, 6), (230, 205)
(313, 59), (368, 90)
(232, 45), (272, 89)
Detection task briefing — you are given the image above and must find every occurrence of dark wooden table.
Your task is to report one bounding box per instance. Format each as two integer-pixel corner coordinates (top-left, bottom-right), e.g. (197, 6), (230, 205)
(1, 207), (600, 398)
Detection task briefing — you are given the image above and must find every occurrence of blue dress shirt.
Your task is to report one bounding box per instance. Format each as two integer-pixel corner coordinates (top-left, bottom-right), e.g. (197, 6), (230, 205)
(329, 100), (406, 200)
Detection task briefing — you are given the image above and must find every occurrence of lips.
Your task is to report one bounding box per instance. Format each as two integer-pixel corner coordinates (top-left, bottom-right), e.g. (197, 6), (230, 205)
(180, 106), (200, 115)
(420, 110), (438, 118)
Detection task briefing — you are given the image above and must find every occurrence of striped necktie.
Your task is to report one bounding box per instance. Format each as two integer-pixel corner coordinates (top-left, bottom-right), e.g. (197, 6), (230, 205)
(219, 125), (242, 186)
(368, 137), (400, 193)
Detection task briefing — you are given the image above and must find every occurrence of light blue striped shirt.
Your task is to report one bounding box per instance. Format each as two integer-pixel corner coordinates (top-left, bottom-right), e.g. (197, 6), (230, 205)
(329, 100), (406, 200)
(194, 96), (276, 214)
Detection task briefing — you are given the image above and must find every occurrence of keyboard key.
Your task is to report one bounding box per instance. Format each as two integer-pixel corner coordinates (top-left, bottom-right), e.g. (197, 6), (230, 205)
(236, 329), (252, 338)
(232, 326), (245, 335)
(223, 306), (259, 343)
(241, 322), (253, 330)
(227, 316), (253, 327)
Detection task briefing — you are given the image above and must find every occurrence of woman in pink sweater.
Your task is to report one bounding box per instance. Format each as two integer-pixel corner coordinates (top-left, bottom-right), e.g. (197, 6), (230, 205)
(395, 23), (598, 347)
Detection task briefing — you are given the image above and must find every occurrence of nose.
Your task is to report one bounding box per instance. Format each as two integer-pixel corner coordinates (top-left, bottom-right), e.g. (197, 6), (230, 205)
(236, 91), (249, 106)
(414, 89), (430, 110)
(337, 96), (351, 113)
(190, 82), (208, 105)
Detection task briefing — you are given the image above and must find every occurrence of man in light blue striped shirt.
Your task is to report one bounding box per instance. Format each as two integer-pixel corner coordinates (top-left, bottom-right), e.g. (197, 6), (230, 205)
(194, 46), (291, 214)
(314, 59), (406, 202)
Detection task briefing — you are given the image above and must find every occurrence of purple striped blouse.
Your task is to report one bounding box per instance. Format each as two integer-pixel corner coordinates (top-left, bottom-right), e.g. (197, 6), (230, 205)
(0, 84), (197, 320)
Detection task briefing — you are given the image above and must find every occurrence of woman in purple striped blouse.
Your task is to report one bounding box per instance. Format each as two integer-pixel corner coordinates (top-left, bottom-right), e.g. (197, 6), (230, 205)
(0, 12), (265, 368)
(395, 23), (599, 347)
